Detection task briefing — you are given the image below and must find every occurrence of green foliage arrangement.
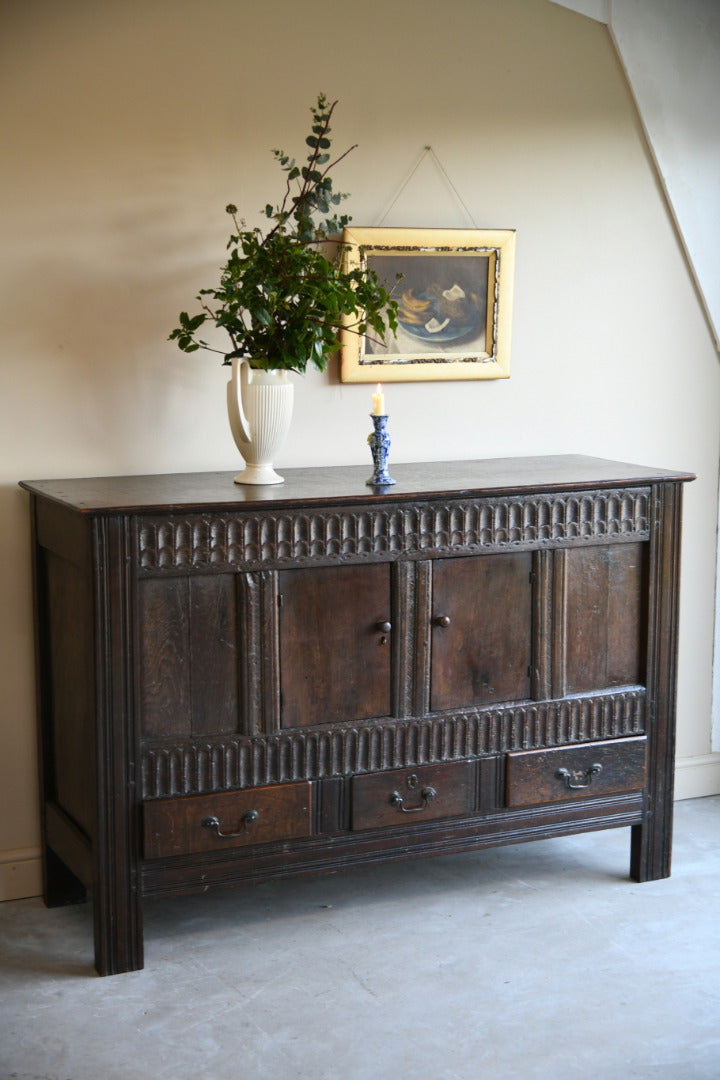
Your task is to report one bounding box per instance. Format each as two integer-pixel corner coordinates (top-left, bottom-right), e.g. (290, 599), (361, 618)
(169, 94), (398, 373)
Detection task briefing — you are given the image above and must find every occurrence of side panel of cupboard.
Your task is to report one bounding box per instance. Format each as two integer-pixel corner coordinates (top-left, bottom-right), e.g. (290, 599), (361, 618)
(555, 542), (647, 697)
(137, 575), (241, 738)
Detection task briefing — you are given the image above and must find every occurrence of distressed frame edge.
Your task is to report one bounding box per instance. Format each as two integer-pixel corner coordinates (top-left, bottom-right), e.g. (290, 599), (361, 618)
(340, 226), (516, 383)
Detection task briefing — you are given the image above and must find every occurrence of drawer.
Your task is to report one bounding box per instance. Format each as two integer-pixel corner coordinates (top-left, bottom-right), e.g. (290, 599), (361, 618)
(144, 781), (313, 859)
(506, 737), (647, 807)
(352, 761), (476, 831)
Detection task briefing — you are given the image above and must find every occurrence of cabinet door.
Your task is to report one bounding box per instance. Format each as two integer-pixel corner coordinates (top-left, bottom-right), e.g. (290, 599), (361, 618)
(278, 563), (392, 728)
(430, 553), (532, 712)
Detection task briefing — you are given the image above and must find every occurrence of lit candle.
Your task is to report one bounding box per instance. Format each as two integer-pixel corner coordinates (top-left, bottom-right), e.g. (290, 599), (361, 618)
(372, 383), (385, 415)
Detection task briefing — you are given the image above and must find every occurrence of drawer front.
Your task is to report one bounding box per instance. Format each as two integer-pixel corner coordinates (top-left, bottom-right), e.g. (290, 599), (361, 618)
(506, 737), (647, 807)
(352, 761), (476, 831)
(144, 781), (313, 859)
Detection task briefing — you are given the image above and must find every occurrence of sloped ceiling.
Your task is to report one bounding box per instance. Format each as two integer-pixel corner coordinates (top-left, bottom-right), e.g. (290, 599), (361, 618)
(549, 0), (609, 21)
(550, 0), (720, 353)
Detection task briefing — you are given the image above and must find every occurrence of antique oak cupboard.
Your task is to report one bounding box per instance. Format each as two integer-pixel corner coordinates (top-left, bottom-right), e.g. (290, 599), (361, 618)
(21, 456), (693, 975)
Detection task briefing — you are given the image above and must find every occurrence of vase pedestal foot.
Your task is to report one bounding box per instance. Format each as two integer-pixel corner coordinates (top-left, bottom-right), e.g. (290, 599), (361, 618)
(234, 463), (285, 485)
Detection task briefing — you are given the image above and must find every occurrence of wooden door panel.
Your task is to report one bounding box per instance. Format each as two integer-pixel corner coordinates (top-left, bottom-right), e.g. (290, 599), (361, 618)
(138, 578), (191, 737)
(562, 543), (645, 695)
(138, 575), (239, 738)
(278, 563), (391, 728)
(430, 553), (532, 711)
(188, 576), (240, 735)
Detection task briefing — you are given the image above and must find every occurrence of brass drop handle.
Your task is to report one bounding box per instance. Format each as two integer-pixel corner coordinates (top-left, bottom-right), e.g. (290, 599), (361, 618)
(555, 764), (603, 790)
(201, 809), (259, 838)
(389, 786), (437, 813)
(434, 614), (451, 628)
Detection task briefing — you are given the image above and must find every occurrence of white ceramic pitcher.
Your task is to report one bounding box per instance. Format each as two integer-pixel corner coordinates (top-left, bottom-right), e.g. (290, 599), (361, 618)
(227, 358), (294, 485)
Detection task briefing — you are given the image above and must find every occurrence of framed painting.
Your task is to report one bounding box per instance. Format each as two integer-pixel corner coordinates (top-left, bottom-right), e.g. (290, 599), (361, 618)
(340, 227), (515, 383)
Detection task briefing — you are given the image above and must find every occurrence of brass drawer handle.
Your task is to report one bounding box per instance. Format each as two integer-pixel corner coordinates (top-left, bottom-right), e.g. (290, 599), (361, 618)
(555, 764), (603, 790)
(201, 809), (259, 838)
(389, 786), (437, 813)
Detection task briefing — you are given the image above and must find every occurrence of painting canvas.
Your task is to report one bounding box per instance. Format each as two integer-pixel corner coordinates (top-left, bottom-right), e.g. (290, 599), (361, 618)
(340, 227), (515, 383)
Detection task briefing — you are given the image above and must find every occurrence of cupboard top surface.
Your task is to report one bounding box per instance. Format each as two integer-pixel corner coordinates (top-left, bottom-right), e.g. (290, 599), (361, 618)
(20, 455), (694, 515)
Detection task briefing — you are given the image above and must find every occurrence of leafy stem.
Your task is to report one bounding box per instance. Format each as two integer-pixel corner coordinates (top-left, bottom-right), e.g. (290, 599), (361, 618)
(169, 94), (398, 374)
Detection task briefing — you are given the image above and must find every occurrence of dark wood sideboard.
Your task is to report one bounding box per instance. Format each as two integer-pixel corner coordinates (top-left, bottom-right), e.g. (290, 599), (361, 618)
(21, 456), (693, 975)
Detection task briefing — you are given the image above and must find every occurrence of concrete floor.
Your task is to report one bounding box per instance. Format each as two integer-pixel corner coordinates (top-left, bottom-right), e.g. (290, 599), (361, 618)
(1, 797), (718, 1080)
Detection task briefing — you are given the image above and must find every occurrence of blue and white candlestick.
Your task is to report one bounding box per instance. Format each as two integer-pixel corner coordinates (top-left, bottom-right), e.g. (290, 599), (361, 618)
(367, 414), (395, 486)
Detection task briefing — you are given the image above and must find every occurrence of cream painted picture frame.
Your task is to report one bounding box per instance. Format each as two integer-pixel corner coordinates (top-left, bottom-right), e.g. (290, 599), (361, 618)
(340, 227), (515, 383)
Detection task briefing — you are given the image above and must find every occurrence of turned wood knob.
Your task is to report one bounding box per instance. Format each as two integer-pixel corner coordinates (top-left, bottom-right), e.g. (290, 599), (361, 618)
(434, 614), (451, 628)
(375, 620), (392, 634)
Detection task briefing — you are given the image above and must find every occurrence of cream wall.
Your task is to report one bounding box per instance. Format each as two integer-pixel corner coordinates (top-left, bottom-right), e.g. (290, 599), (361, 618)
(1, 0), (717, 901)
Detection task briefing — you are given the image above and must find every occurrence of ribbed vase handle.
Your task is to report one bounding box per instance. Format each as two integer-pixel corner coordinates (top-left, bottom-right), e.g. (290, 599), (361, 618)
(226, 357), (252, 447)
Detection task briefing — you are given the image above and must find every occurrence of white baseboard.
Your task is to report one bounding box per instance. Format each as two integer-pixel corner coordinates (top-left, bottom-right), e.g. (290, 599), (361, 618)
(1, 760), (718, 903)
(674, 753), (720, 801)
(0, 847), (43, 902)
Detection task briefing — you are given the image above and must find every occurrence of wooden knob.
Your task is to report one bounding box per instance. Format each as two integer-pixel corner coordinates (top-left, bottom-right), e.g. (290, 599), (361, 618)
(376, 620), (392, 634)
(434, 615), (451, 628)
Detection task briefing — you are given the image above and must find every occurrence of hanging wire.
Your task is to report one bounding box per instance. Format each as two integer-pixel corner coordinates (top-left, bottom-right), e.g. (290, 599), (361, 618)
(376, 145), (480, 228)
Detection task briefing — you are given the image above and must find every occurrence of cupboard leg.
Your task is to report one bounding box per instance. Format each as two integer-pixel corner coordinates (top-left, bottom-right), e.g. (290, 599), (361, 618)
(92, 875), (144, 976)
(630, 810), (673, 883)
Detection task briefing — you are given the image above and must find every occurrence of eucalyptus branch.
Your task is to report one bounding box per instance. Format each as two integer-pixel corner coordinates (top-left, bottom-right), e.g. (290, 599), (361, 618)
(264, 99), (353, 246)
(262, 103), (337, 245)
(169, 93), (398, 374)
(313, 143), (357, 189)
(295, 97), (335, 205)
